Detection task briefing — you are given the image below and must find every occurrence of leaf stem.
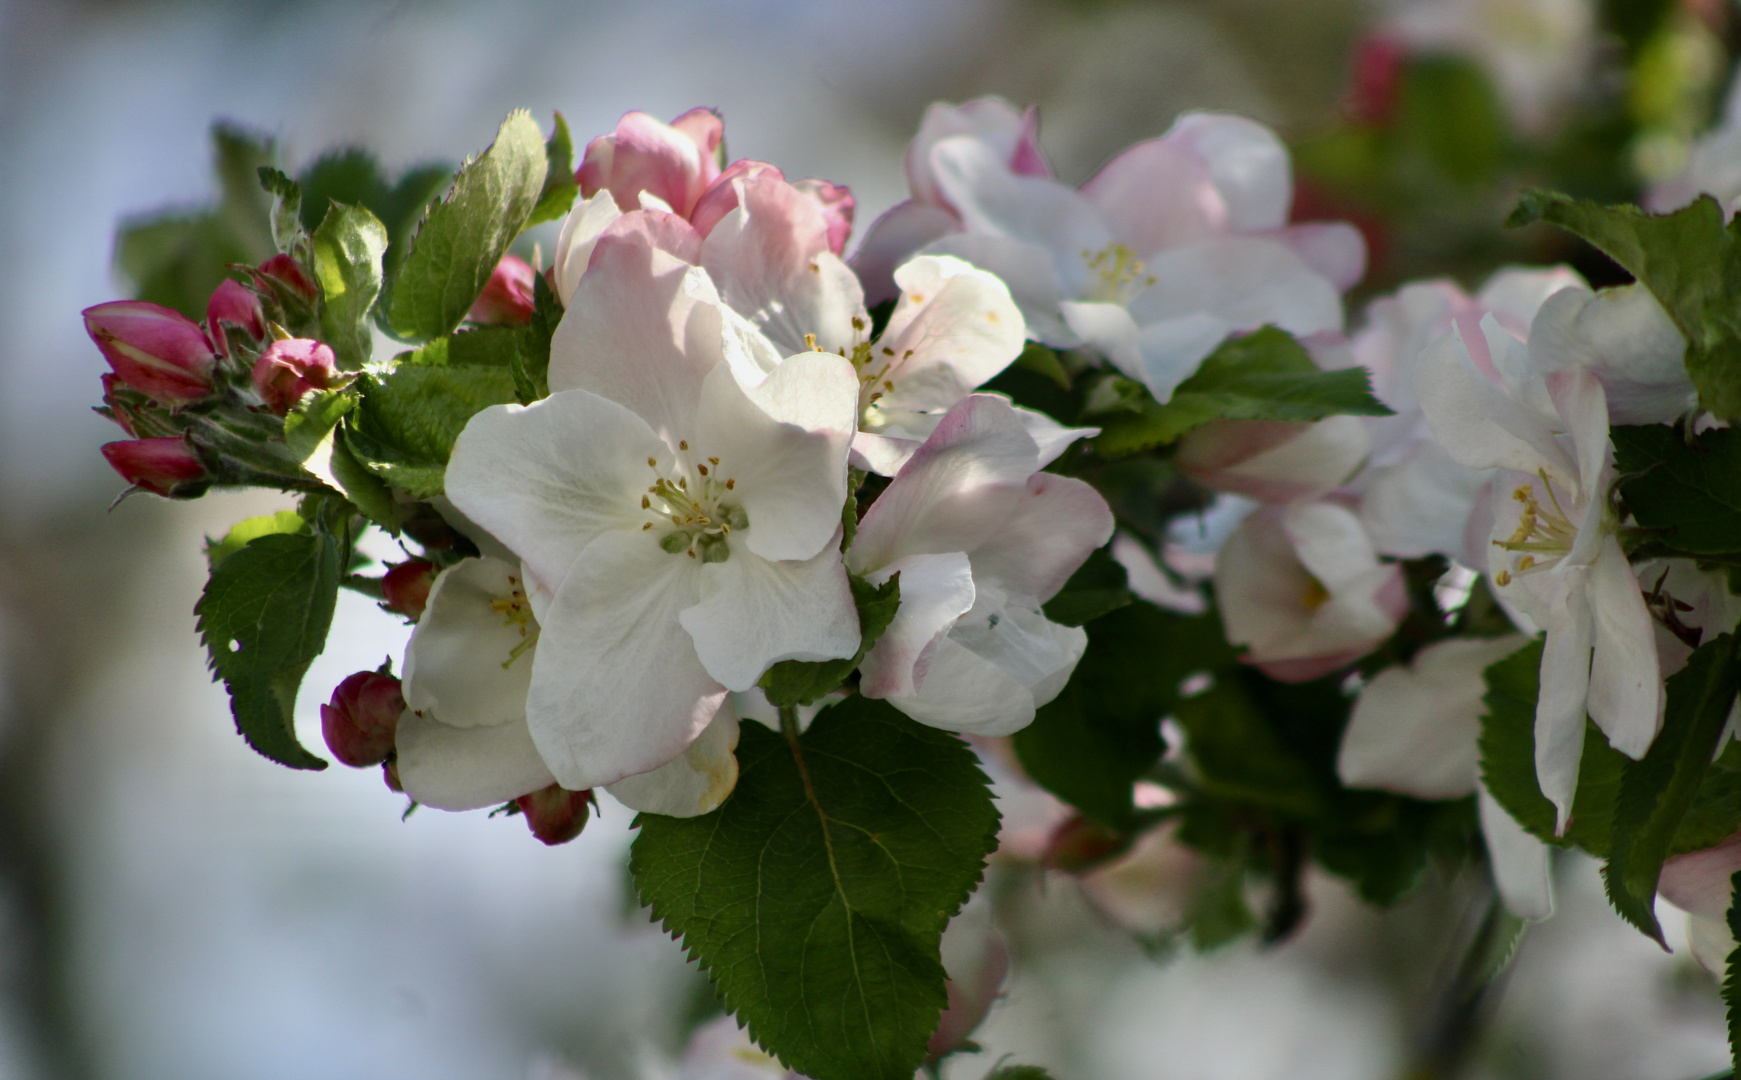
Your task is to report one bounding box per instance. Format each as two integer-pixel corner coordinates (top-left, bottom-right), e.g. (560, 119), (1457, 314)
(779, 704), (802, 742)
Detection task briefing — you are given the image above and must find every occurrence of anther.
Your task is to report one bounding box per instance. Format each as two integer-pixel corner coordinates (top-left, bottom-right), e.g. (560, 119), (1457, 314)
(725, 479), (735, 490)
(708, 457), (719, 466)
(679, 440), (688, 451)
(697, 464), (709, 476)
(1495, 570), (1512, 586)
(641, 495), (650, 509)
(805, 333), (818, 350)
(647, 456), (657, 467)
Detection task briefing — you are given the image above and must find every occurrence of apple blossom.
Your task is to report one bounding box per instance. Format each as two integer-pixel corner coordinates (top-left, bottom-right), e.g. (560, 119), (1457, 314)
(252, 337), (337, 415)
(467, 254), (537, 325)
(847, 394), (1112, 734)
(443, 242), (862, 791)
(1659, 829), (1741, 975)
(99, 436), (206, 496)
(1173, 416), (1371, 504)
(579, 108), (725, 219)
(1214, 501), (1407, 683)
(320, 669), (404, 768)
(204, 277), (266, 357)
(83, 300), (216, 405)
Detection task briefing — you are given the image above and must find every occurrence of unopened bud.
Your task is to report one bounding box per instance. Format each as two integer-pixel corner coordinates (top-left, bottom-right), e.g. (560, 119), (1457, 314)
(381, 559), (437, 620)
(253, 253), (319, 305)
(1043, 814), (1132, 873)
(468, 255), (537, 325)
(100, 436), (206, 497)
(252, 338), (337, 415)
(205, 278), (267, 357)
(83, 301), (216, 406)
(320, 670), (404, 767)
(515, 783), (592, 846)
(99, 373), (138, 435)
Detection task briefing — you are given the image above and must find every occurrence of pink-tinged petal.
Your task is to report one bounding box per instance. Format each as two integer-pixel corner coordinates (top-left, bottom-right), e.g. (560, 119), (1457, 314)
(1417, 326), (1577, 480)
(852, 201), (963, 308)
(681, 539), (860, 692)
(205, 277), (265, 356)
(1478, 781), (1556, 920)
(692, 351), (858, 563)
(83, 300), (216, 405)
(851, 430), (924, 476)
(689, 159), (784, 239)
(858, 552), (977, 699)
(1545, 366), (1613, 515)
(907, 97), (1048, 208)
(1163, 113), (1293, 233)
(1475, 265), (1585, 338)
(668, 107), (725, 168)
(549, 242), (725, 441)
(699, 173), (866, 356)
(606, 702), (740, 817)
(527, 529), (724, 790)
(926, 231), (1075, 345)
(579, 110), (718, 216)
(883, 598), (1085, 736)
(1358, 441), (1490, 560)
(872, 255), (1026, 417)
(100, 437), (205, 496)
(1270, 222), (1367, 292)
(1585, 536), (1662, 759)
(1531, 284), (1694, 425)
(588, 209), (704, 268)
(1661, 830), (1741, 920)
(1689, 913), (1737, 975)
(252, 337), (336, 415)
(1176, 416), (1370, 504)
(401, 557), (536, 728)
(444, 391), (668, 595)
(552, 192), (624, 305)
(1013, 405), (1098, 468)
(1126, 236), (1344, 339)
(969, 474), (1113, 602)
(850, 395), (1040, 574)
(1079, 137), (1226, 255)
(1338, 636), (1529, 798)
(467, 254), (537, 325)
(1535, 565), (1595, 833)
(395, 711), (555, 812)
(792, 178), (856, 256)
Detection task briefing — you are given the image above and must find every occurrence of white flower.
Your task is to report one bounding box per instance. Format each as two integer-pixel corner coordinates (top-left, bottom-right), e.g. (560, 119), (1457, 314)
(846, 395), (1113, 735)
(1660, 830), (1741, 975)
(1337, 635), (1553, 918)
(443, 243), (862, 792)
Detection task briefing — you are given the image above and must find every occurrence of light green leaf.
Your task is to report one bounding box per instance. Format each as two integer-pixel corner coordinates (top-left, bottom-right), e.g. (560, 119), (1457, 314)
(389, 110), (548, 341)
(632, 697), (999, 1080)
(527, 112), (579, 227)
(346, 365), (518, 498)
(311, 203), (388, 370)
(204, 511), (307, 567)
(257, 166), (306, 255)
(758, 574), (900, 707)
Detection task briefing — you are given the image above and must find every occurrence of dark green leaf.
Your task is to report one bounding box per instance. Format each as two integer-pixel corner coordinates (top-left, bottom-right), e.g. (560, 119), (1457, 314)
(347, 364), (519, 498)
(297, 148), (387, 234)
(1604, 632), (1741, 943)
(759, 574), (900, 707)
(1726, 869), (1741, 1071)
(1041, 544), (1131, 627)
(1614, 424), (1741, 556)
(527, 112), (579, 227)
(1091, 327), (1390, 456)
(390, 111), (547, 341)
(311, 203), (388, 370)
(1397, 56), (1509, 186)
(1175, 679), (1325, 818)
(632, 697), (999, 1080)
(511, 272), (561, 402)
(195, 531), (342, 770)
(984, 1067), (1056, 1080)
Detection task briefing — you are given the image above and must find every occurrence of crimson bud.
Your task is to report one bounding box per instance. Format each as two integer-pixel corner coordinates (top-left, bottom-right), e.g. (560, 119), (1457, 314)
(515, 783), (592, 846)
(205, 278), (266, 357)
(381, 559), (437, 620)
(83, 301), (216, 406)
(467, 255), (537, 325)
(253, 253), (319, 304)
(320, 670), (404, 768)
(252, 337), (337, 415)
(100, 436), (206, 496)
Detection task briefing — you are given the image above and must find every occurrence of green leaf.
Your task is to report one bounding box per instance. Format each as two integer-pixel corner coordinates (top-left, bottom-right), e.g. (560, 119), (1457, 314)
(1726, 869), (1741, 1072)
(1040, 544), (1131, 627)
(311, 203), (388, 370)
(511, 272), (561, 403)
(632, 697), (1000, 1080)
(1012, 340), (1071, 389)
(1189, 851), (1257, 949)
(390, 110), (548, 341)
(394, 325), (524, 368)
(758, 574), (900, 707)
(195, 531), (343, 770)
(1604, 632), (1741, 943)
(1613, 424), (1741, 556)
(257, 166), (306, 255)
(1397, 56), (1509, 187)
(283, 389), (358, 468)
(346, 364), (519, 498)
(527, 112), (579, 227)
(297, 148), (387, 234)
(1091, 328), (1390, 456)
(1507, 191), (1741, 418)
(1174, 679), (1325, 818)
(204, 511), (307, 567)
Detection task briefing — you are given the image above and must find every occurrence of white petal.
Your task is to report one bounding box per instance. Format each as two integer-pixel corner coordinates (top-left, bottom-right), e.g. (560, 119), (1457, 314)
(923, 231), (1076, 346)
(950, 588), (1087, 710)
(1132, 313), (1234, 404)
(1475, 265), (1585, 336)
(1270, 222), (1366, 292)
(1338, 636), (1529, 799)
(1529, 284), (1693, 424)
(1535, 565), (1594, 833)
(553, 192), (624, 305)
(693, 351), (857, 563)
(548, 242), (725, 442)
(1417, 329), (1576, 480)
(1358, 441), (1490, 560)
(680, 538), (860, 692)
(1215, 509), (1319, 656)
(606, 704), (741, 817)
(1126, 236), (1343, 338)
(875, 255), (1026, 416)
(527, 530), (724, 790)
(1012, 404), (1098, 467)
(857, 552), (977, 699)
(1077, 136), (1226, 255)
(969, 473), (1113, 602)
(1165, 113), (1293, 232)
(1586, 537), (1662, 759)
(1177, 416), (1370, 504)
(1284, 501), (1382, 591)
(1478, 781), (1556, 920)
(851, 200), (962, 307)
(1689, 914), (1737, 977)
(1059, 300), (1143, 379)
(850, 430), (924, 476)
(445, 390), (668, 594)
(402, 557), (536, 728)
(396, 711), (555, 812)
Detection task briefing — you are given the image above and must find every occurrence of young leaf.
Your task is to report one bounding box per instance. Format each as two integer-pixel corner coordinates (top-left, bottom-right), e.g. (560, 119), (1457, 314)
(632, 697), (999, 1080)
(311, 203), (388, 370)
(1613, 424), (1741, 556)
(758, 574), (900, 707)
(1604, 632), (1741, 944)
(527, 112), (579, 227)
(256, 166), (306, 255)
(389, 110), (548, 341)
(205, 511), (307, 567)
(195, 530), (343, 770)
(1091, 327), (1390, 456)
(346, 365), (519, 498)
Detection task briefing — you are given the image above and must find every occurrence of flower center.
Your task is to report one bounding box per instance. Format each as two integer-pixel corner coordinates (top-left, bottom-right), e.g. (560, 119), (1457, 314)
(806, 321), (912, 427)
(1300, 577), (1331, 612)
(1491, 473), (1579, 587)
(488, 573), (540, 668)
(640, 441), (747, 562)
(1081, 242), (1157, 304)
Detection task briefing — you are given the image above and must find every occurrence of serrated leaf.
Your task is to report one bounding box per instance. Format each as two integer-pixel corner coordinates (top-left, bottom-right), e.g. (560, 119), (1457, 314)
(390, 110), (547, 341)
(527, 112), (579, 227)
(393, 325), (524, 368)
(1614, 424), (1741, 556)
(311, 202), (388, 370)
(257, 166), (305, 255)
(632, 697), (1000, 1080)
(510, 272), (561, 403)
(1604, 632), (1741, 943)
(1091, 327), (1390, 456)
(1726, 870), (1741, 1071)
(759, 574), (900, 707)
(205, 511), (307, 567)
(346, 365), (518, 499)
(1040, 544), (1131, 627)
(283, 389), (358, 469)
(1507, 190), (1741, 418)
(195, 531), (342, 769)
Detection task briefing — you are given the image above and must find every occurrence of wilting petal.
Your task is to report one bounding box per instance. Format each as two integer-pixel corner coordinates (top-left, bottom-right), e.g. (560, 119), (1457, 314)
(396, 712), (555, 812)
(970, 473), (1113, 601)
(527, 530), (724, 790)
(858, 552), (977, 699)
(1478, 782), (1556, 920)
(680, 538), (860, 692)
(873, 256), (1026, 416)
(401, 557), (538, 728)
(607, 703), (741, 817)
(1534, 565), (1595, 832)
(852, 200), (963, 307)
(1585, 536), (1662, 759)
(1078, 135), (1226, 255)
(446, 391), (666, 592)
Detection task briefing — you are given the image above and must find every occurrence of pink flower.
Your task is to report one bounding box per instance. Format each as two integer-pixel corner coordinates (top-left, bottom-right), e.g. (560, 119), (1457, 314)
(321, 670), (405, 768)
(1661, 829), (1741, 974)
(204, 278), (266, 357)
(83, 301), (216, 405)
(99, 436), (206, 496)
(1175, 416), (1371, 504)
(252, 337), (337, 415)
(578, 108), (725, 218)
(467, 254), (537, 325)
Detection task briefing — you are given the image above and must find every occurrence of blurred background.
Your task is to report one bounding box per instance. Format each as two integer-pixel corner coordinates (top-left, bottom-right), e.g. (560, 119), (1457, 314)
(0, 0), (1738, 1077)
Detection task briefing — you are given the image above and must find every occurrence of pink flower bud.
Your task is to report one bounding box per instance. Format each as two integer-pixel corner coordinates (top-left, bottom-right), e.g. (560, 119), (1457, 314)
(792, 178), (856, 256)
(99, 373), (138, 435)
(205, 278), (266, 357)
(515, 783), (593, 846)
(1042, 814), (1133, 873)
(320, 670), (404, 768)
(253, 254), (319, 305)
(466, 255), (537, 325)
(83, 301), (216, 406)
(252, 338), (337, 415)
(1346, 34), (1408, 127)
(99, 436), (206, 496)
(578, 108), (724, 217)
(381, 559), (437, 620)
